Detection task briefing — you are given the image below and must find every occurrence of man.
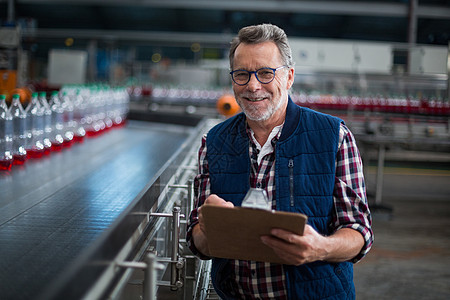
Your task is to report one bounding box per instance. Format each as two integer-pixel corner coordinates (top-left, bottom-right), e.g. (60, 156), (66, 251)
(187, 24), (373, 299)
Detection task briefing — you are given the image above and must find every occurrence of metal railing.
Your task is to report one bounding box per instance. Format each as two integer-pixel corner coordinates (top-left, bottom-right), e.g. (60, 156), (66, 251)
(91, 119), (220, 300)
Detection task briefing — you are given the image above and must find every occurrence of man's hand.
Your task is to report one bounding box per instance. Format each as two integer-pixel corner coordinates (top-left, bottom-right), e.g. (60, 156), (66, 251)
(260, 225), (364, 266)
(203, 194), (235, 208)
(192, 194), (234, 256)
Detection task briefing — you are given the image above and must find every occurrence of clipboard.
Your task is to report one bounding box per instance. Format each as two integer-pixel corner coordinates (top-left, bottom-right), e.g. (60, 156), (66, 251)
(202, 205), (307, 264)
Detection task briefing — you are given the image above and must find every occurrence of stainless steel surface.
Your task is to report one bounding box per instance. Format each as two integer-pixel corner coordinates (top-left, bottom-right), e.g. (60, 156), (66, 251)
(144, 254), (164, 300)
(0, 120), (193, 300)
(193, 260), (215, 300)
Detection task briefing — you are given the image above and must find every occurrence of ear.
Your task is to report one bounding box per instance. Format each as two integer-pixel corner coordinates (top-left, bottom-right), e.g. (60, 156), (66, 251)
(286, 67), (295, 90)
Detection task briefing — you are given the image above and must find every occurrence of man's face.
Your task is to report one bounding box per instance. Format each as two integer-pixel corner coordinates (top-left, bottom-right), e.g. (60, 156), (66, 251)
(231, 41), (294, 122)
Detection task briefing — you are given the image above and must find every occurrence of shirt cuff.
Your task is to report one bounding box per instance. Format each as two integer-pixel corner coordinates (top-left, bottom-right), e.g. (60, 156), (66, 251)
(186, 221), (212, 260)
(336, 223), (373, 263)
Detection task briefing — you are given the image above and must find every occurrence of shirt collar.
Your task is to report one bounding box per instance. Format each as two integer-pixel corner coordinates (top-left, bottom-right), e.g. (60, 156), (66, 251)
(247, 123), (284, 165)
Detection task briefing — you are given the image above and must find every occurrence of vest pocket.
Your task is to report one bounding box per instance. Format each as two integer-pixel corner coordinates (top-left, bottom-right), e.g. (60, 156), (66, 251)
(334, 263), (355, 298)
(287, 262), (350, 299)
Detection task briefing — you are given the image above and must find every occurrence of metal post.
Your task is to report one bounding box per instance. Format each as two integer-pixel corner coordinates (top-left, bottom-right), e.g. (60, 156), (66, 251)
(149, 206), (184, 290)
(375, 144), (386, 205)
(447, 41), (450, 102)
(115, 259), (162, 300)
(186, 179), (194, 220)
(143, 253), (158, 300)
(87, 40), (98, 82)
(171, 206), (181, 290)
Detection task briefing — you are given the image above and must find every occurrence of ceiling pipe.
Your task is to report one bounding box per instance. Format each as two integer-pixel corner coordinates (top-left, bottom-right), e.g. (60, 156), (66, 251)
(13, 0), (450, 19)
(407, 0), (418, 74)
(7, 0), (15, 24)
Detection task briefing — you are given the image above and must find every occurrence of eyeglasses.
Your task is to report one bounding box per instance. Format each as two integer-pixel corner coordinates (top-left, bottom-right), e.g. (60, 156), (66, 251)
(230, 66), (288, 86)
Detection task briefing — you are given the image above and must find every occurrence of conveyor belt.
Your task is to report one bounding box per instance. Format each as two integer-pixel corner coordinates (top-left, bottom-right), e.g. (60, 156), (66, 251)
(0, 120), (193, 300)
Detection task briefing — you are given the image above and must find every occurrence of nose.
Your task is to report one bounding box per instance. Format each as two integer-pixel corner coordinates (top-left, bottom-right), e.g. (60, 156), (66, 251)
(246, 72), (261, 92)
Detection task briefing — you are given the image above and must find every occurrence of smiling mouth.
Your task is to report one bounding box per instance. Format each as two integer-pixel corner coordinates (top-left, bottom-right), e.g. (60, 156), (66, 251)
(245, 97), (267, 102)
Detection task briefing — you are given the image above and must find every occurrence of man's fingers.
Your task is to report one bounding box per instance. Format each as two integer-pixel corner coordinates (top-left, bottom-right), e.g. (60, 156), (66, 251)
(270, 228), (301, 244)
(204, 194), (234, 207)
(260, 235), (306, 265)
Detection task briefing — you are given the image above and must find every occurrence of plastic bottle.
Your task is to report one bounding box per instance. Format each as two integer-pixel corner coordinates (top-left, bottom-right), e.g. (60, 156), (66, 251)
(121, 87), (130, 125)
(24, 93), (35, 157)
(113, 87), (129, 127)
(83, 87), (96, 137)
(71, 89), (86, 142)
(26, 92), (45, 158)
(48, 91), (65, 151)
(60, 91), (75, 147)
(112, 88), (123, 126)
(103, 87), (114, 130)
(96, 87), (107, 133)
(0, 95), (13, 171)
(10, 94), (28, 165)
(38, 92), (53, 154)
(86, 87), (106, 137)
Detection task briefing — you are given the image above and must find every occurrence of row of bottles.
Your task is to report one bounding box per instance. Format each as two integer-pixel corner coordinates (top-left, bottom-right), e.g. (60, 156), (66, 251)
(0, 86), (130, 171)
(292, 93), (450, 116)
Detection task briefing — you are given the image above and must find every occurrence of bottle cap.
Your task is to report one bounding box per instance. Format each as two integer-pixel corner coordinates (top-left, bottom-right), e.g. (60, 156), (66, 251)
(241, 188), (271, 211)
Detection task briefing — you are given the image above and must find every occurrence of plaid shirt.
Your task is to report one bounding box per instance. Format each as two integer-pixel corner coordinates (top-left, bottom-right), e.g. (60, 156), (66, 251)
(187, 122), (373, 299)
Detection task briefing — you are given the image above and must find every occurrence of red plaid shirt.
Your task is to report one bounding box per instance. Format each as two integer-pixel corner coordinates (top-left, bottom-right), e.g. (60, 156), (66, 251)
(187, 122), (373, 299)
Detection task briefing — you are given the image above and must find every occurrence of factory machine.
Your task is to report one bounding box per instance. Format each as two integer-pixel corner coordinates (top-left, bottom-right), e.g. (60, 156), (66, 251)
(0, 116), (221, 300)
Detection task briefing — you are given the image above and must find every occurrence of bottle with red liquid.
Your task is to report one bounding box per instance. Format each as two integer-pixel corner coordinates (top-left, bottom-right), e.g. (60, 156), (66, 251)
(95, 87), (107, 133)
(86, 87), (106, 137)
(48, 91), (65, 151)
(112, 88), (123, 127)
(23, 93), (34, 157)
(82, 88), (96, 137)
(38, 92), (53, 154)
(10, 94), (28, 165)
(113, 87), (129, 127)
(59, 91), (75, 147)
(103, 88), (114, 130)
(0, 95), (13, 171)
(26, 92), (45, 158)
(71, 89), (86, 142)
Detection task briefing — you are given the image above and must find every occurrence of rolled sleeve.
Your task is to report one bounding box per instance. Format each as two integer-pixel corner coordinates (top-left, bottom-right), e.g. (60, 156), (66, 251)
(186, 134), (211, 259)
(332, 124), (373, 263)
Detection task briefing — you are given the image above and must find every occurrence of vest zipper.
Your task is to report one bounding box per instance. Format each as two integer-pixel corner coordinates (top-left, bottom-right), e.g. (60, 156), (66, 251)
(288, 159), (294, 206)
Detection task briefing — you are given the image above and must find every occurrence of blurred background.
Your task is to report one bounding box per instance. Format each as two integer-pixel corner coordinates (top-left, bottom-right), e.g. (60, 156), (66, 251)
(0, 1), (449, 299)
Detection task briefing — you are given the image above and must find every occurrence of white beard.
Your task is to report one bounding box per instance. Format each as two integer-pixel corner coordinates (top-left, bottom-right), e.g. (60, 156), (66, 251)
(238, 91), (287, 122)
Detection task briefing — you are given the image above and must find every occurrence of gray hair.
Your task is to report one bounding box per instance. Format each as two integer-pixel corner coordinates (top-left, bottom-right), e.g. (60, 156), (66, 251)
(229, 23), (294, 69)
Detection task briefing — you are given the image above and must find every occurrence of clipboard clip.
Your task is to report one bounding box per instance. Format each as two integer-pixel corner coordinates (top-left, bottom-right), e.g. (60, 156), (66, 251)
(241, 188), (271, 211)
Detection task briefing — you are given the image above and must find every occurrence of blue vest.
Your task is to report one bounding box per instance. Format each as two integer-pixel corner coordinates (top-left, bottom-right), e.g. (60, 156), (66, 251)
(206, 98), (355, 299)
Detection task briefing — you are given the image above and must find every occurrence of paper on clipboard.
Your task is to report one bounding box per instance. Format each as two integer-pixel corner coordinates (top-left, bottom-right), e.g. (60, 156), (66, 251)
(202, 205), (307, 264)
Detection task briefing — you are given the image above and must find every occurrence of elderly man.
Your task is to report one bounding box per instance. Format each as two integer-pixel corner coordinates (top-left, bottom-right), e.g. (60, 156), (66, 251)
(187, 24), (373, 299)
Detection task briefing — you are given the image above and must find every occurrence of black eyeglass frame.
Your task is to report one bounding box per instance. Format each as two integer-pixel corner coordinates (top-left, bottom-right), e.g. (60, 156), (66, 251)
(229, 65), (288, 86)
